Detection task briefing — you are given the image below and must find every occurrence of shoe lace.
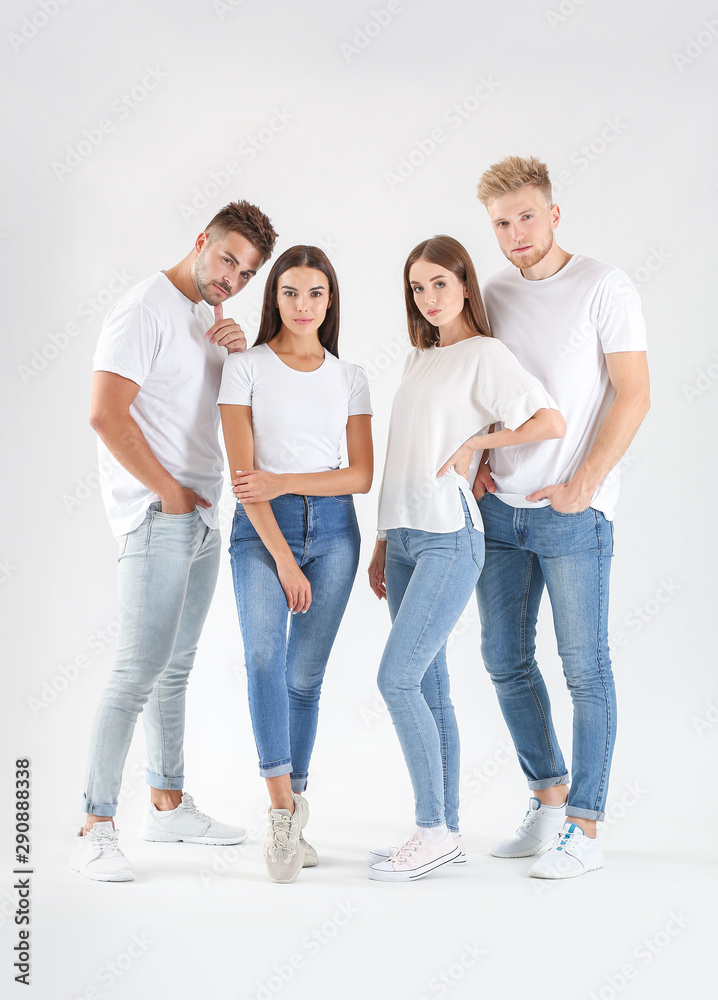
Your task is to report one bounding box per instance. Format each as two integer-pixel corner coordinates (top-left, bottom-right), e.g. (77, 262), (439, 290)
(89, 826), (122, 856)
(389, 833), (421, 863)
(516, 807), (541, 833)
(268, 813), (293, 853)
(553, 826), (581, 853)
(180, 794), (209, 824)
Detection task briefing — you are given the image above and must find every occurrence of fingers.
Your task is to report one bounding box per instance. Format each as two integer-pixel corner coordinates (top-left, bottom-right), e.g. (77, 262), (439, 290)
(436, 463), (449, 478)
(214, 303), (223, 322)
(285, 579), (312, 613)
(193, 492), (212, 508)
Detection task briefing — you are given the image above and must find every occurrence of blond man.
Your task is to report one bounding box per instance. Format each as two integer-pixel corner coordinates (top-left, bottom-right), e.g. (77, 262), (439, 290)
(473, 156), (649, 878)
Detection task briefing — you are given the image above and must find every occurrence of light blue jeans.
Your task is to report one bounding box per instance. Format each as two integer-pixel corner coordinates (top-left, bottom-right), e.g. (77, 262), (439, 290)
(378, 495), (484, 831)
(475, 493), (615, 822)
(83, 503), (220, 816)
(230, 494), (360, 792)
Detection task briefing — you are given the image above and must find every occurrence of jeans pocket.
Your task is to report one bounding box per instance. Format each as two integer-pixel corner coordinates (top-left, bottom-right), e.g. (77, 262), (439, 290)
(330, 494), (354, 504)
(550, 505), (591, 518)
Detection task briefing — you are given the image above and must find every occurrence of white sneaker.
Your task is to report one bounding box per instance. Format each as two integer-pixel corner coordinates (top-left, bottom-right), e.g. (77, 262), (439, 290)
(139, 793), (247, 845)
(368, 831), (461, 882)
(69, 822), (135, 882)
(528, 822), (603, 879)
(264, 793), (308, 884)
(368, 834), (466, 866)
(294, 793), (317, 867)
(490, 797), (566, 858)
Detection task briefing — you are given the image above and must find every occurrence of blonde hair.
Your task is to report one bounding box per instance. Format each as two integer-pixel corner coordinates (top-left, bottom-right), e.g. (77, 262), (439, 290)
(477, 155), (552, 207)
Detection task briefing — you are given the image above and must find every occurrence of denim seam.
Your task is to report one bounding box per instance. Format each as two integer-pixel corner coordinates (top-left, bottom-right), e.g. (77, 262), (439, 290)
(397, 530), (461, 826)
(591, 512), (613, 815)
(521, 552), (560, 777)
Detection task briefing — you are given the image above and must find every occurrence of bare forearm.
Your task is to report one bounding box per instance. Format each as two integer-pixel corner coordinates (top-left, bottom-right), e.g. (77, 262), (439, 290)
(91, 413), (179, 500)
(240, 501), (296, 565)
(279, 466), (371, 497)
(571, 391), (650, 494)
(466, 409), (565, 453)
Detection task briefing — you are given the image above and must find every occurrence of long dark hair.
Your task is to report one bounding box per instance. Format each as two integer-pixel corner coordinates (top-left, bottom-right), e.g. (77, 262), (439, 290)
(403, 235), (492, 349)
(254, 245), (340, 358)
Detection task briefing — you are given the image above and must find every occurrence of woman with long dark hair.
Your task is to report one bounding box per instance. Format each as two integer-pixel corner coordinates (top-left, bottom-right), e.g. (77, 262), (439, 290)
(219, 246), (373, 883)
(366, 236), (565, 882)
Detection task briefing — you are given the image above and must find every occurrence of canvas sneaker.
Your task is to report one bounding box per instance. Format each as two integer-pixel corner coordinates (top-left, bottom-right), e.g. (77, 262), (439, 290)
(264, 793), (308, 883)
(490, 797), (566, 858)
(368, 830), (461, 882)
(69, 822), (135, 882)
(528, 822), (603, 879)
(140, 792), (247, 845)
(368, 833), (466, 866)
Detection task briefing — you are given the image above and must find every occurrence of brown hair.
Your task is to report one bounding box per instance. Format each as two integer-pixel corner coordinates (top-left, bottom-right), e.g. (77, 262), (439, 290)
(254, 246), (341, 358)
(403, 235), (491, 350)
(476, 155), (552, 207)
(205, 200), (278, 263)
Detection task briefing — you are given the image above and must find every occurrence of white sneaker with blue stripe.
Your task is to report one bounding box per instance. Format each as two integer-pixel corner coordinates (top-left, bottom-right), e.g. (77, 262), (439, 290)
(528, 822), (603, 879)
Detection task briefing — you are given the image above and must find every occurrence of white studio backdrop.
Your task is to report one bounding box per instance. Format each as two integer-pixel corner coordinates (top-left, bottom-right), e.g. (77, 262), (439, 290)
(1, 1), (716, 998)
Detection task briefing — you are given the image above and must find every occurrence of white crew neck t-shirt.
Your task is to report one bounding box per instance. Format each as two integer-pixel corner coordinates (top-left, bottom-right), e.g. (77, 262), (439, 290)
(93, 272), (225, 537)
(217, 343), (372, 475)
(482, 254), (647, 519)
(377, 336), (557, 536)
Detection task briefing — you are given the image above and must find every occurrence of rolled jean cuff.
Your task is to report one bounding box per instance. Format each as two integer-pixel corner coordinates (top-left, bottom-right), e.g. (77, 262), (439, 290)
(82, 796), (117, 818)
(566, 805), (605, 823)
(146, 768), (184, 791)
(528, 773), (570, 790)
(416, 819), (446, 829)
(259, 759), (292, 779)
(290, 772), (308, 793)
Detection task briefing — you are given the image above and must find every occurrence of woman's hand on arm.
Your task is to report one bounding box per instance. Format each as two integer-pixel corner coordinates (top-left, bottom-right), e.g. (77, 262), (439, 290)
(220, 403), (312, 611)
(368, 537), (387, 600)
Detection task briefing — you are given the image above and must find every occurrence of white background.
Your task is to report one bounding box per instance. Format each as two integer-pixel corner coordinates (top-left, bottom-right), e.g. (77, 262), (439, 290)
(1, 1), (716, 998)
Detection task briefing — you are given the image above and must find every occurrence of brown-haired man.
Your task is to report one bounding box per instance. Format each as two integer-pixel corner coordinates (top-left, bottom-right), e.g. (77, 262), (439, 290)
(473, 156), (650, 878)
(71, 201), (278, 881)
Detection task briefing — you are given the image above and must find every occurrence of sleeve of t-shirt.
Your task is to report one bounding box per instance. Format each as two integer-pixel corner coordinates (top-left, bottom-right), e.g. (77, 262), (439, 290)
(348, 365), (373, 416)
(92, 300), (161, 386)
(217, 353), (253, 405)
(594, 269), (647, 353)
(482, 340), (559, 431)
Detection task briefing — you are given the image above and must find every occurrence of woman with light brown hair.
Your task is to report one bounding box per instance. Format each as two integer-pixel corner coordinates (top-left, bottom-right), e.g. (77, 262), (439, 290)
(366, 235), (564, 882)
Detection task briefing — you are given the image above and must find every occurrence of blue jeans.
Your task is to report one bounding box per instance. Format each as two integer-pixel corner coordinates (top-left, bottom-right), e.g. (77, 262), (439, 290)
(378, 496), (484, 832)
(230, 494), (360, 791)
(83, 504), (221, 816)
(475, 493), (615, 822)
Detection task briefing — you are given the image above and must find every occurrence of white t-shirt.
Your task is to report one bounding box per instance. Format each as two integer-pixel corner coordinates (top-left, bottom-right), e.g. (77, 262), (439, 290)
(217, 343), (372, 474)
(482, 254), (647, 519)
(93, 272), (225, 537)
(377, 336), (557, 536)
